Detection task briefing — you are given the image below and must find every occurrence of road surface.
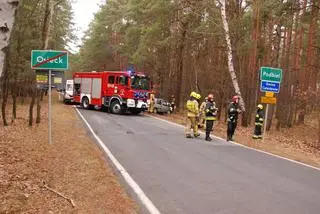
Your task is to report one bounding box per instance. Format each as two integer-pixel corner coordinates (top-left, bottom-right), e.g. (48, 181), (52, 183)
(77, 108), (320, 214)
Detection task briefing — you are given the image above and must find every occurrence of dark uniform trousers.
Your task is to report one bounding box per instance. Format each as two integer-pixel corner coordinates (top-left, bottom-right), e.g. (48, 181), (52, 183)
(253, 110), (264, 139)
(227, 103), (239, 141)
(227, 121), (237, 141)
(206, 120), (214, 138)
(204, 101), (217, 139)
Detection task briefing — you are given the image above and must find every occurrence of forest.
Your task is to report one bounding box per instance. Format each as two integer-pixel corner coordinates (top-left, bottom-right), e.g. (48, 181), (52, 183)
(1, 0), (319, 143)
(72, 0), (320, 132)
(0, 0), (74, 126)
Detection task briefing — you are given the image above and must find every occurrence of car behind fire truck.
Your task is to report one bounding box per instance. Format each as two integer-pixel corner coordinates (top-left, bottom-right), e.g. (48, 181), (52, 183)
(72, 71), (151, 114)
(62, 79), (74, 103)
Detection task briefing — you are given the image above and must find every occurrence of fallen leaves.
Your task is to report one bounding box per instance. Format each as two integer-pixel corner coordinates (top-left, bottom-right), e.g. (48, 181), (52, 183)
(0, 94), (137, 213)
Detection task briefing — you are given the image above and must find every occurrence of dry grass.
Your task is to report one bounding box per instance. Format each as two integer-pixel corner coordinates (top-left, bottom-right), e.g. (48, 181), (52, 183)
(0, 93), (137, 213)
(154, 111), (320, 168)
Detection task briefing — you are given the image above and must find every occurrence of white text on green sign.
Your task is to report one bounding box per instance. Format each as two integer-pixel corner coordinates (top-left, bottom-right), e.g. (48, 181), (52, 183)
(260, 67), (282, 83)
(31, 50), (69, 70)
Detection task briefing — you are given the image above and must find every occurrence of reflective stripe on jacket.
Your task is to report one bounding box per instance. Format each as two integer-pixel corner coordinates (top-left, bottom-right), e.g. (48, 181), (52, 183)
(227, 103), (239, 123)
(255, 109), (264, 126)
(205, 101), (217, 121)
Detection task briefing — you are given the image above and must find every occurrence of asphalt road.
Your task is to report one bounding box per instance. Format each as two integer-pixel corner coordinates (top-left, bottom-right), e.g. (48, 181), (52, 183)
(78, 108), (320, 214)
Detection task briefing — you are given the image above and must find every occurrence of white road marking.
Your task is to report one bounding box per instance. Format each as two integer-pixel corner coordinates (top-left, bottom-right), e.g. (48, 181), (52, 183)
(75, 108), (161, 214)
(148, 115), (320, 172)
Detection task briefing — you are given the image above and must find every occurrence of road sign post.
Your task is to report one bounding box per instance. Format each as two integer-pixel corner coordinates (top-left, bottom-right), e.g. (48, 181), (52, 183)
(49, 69), (52, 144)
(259, 67), (283, 139)
(31, 50), (68, 144)
(263, 103), (269, 140)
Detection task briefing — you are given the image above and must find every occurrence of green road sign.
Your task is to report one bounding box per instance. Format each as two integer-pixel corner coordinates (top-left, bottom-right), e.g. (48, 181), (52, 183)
(260, 67), (282, 82)
(31, 50), (68, 70)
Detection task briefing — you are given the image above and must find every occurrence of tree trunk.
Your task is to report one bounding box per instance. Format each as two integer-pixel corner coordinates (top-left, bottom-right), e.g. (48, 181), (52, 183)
(40, 89), (44, 101)
(242, 0), (260, 127)
(304, 0), (318, 91)
(12, 75), (17, 121)
(20, 76), (27, 105)
(0, 0), (20, 125)
(36, 0), (56, 124)
(1, 88), (8, 126)
(175, 28), (187, 109)
(29, 87), (36, 127)
(1, 41), (11, 126)
(1, 59), (9, 126)
(219, 0), (246, 112)
(266, 21), (283, 131)
(36, 88), (41, 124)
(0, 0), (20, 77)
(318, 112), (320, 147)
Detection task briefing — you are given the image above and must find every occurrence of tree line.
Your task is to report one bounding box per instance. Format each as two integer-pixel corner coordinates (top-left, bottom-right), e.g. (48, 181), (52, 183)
(1, 0), (319, 145)
(0, 0), (74, 126)
(73, 0), (319, 134)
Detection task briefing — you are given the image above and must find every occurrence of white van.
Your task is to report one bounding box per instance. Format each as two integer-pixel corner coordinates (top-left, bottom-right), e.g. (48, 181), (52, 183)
(63, 79), (74, 103)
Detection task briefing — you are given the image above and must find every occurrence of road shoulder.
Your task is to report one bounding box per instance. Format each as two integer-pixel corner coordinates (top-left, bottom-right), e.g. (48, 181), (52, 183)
(0, 99), (137, 213)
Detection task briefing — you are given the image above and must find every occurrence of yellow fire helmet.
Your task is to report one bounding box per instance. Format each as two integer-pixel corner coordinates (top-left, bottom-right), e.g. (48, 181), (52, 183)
(190, 91), (197, 98)
(196, 93), (201, 100)
(257, 104), (263, 110)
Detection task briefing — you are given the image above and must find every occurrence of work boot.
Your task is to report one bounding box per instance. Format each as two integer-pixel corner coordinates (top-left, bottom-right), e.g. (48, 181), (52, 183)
(252, 135), (258, 139)
(186, 134), (192, 138)
(194, 133), (200, 138)
(205, 136), (212, 141)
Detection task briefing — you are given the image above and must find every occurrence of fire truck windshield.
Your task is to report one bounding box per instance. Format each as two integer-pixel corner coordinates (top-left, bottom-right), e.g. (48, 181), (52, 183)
(130, 76), (150, 90)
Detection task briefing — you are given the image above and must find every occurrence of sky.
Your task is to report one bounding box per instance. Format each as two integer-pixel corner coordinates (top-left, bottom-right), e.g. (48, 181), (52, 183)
(69, 0), (104, 53)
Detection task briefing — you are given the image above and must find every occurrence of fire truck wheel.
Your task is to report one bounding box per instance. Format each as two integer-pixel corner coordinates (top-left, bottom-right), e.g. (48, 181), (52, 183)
(110, 100), (123, 114)
(82, 97), (90, 109)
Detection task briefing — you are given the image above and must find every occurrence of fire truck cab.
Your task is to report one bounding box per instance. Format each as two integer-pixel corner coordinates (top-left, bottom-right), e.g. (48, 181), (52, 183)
(72, 71), (150, 114)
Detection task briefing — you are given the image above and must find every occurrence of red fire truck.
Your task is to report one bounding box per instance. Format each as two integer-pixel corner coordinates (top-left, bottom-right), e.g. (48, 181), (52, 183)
(72, 71), (151, 114)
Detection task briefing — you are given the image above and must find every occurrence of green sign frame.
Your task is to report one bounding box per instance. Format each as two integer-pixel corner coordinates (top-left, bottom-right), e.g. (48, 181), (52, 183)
(31, 50), (69, 70)
(260, 67), (283, 83)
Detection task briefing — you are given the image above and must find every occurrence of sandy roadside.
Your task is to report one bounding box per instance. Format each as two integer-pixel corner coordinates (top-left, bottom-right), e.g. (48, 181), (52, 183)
(0, 95), (138, 213)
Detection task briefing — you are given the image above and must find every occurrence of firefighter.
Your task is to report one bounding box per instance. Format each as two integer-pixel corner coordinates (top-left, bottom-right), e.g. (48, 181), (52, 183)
(252, 104), (264, 139)
(204, 94), (218, 141)
(185, 92), (200, 138)
(199, 97), (208, 128)
(195, 93), (202, 129)
(227, 95), (241, 141)
(149, 92), (155, 113)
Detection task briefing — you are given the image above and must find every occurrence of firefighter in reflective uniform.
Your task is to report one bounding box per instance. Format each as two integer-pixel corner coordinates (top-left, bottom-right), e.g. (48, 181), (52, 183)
(149, 92), (155, 113)
(185, 92), (200, 138)
(227, 95), (241, 141)
(199, 97), (208, 128)
(195, 93), (202, 129)
(252, 104), (264, 139)
(204, 94), (218, 141)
